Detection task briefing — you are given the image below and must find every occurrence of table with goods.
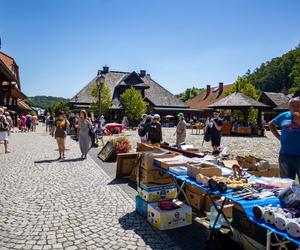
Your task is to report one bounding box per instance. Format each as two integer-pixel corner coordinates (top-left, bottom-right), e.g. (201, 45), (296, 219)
(115, 143), (300, 249)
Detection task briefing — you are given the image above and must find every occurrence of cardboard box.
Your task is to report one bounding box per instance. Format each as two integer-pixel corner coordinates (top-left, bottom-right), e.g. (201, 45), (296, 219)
(187, 164), (221, 179)
(147, 200), (192, 230)
(140, 168), (174, 185)
(135, 195), (148, 218)
(138, 183), (177, 202)
(248, 167), (280, 177)
(186, 189), (205, 211)
(186, 184), (205, 196)
(140, 152), (177, 171)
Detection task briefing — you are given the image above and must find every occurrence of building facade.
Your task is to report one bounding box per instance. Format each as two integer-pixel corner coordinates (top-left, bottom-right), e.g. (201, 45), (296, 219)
(69, 66), (198, 122)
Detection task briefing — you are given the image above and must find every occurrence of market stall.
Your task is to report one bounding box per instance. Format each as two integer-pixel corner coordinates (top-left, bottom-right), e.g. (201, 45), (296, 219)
(209, 92), (269, 136)
(116, 143), (300, 249)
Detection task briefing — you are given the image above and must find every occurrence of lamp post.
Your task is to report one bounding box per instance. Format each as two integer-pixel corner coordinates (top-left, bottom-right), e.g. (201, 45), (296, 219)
(96, 70), (105, 128)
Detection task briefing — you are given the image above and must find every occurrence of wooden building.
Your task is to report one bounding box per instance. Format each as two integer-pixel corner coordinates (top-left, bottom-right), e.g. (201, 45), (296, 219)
(258, 92), (291, 122)
(69, 66), (198, 122)
(186, 83), (233, 119)
(0, 51), (31, 118)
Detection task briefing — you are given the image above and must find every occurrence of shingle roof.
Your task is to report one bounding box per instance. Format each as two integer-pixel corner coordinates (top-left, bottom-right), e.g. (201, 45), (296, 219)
(70, 70), (186, 108)
(209, 92), (269, 109)
(261, 92), (291, 108)
(186, 84), (233, 109)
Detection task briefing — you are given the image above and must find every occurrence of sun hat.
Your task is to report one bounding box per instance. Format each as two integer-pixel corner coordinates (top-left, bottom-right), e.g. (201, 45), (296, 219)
(153, 114), (160, 119)
(177, 113), (184, 119)
(213, 109), (220, 114)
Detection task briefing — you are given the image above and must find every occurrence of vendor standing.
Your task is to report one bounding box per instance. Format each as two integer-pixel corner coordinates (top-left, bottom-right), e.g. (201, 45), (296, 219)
(269, 98), (300, 180)
(148, 114), (163, 145)
(175, 113), (187, 146)
(209, 110), (222, 154)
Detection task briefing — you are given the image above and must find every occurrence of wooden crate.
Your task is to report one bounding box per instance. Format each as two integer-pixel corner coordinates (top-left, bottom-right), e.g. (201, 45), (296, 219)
(115, 153), (138, 179)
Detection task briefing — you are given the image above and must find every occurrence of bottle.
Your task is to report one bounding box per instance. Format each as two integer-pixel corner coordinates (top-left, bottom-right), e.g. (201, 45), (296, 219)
(209, 205), (225, 229)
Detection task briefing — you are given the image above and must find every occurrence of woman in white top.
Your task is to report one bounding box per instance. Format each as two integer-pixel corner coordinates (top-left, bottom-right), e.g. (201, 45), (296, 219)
(0, 108), (10, 153)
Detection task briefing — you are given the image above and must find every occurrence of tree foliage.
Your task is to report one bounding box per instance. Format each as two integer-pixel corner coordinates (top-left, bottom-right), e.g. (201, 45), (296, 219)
(27, 96), (69, 109)
(90, 83), (112, 117)
(120, 87), (147, 122)
(176, 87), (204, 102)
(247, 44), (300, 94)
(225, 76), (258, 123)
(52, 101), (70, 114)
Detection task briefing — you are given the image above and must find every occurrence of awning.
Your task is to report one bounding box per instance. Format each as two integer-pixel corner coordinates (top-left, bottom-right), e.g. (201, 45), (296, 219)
(12, 87), (27, 99)
(18, 100), (32, 111)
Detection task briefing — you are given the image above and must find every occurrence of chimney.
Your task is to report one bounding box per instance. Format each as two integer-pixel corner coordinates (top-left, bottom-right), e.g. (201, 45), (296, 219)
(219, 82), (224, 94)
(206, 85), (211, 95)
(102, 65), (109, 74)
(281, 87), (288, 95)
(139, 70), (146, 77)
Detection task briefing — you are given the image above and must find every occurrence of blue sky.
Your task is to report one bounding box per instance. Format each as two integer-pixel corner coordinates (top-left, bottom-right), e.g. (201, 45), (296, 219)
(1, 0), (300, 98)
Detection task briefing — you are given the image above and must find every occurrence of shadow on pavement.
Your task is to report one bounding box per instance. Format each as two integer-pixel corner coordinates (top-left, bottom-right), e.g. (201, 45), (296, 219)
(107, 178), (137, 190)
(34, 159), (59, 164)
(59, 157), (84, 163)
(119, 211), (208, 250)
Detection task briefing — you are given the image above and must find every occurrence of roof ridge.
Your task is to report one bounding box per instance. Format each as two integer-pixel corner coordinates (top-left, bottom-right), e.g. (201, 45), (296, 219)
(109, 70), (130, 74)
(0, 51), (15, 61)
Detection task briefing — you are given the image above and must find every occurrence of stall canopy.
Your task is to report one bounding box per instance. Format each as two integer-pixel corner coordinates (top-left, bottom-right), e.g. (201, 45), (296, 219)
(208, 92), (269, 126)
(18, 99), (32, 111)
(209, 92), (269, 109)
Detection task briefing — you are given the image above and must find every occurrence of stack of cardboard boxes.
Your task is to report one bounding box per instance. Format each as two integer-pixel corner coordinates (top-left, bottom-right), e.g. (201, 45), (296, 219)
(135, 152), (192, 230)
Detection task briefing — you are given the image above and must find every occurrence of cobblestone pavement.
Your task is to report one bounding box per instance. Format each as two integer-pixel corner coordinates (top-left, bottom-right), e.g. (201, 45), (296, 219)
(0, 128), (188, 250)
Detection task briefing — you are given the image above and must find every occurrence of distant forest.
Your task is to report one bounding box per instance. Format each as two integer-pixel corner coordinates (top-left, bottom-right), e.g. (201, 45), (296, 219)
(247, 44), (300, 93)
(27, 96), (69, 109)
(178, 44), (300, 102)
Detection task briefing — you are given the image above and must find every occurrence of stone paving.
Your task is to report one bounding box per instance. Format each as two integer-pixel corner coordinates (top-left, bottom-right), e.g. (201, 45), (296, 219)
(0, 128), (182, 250)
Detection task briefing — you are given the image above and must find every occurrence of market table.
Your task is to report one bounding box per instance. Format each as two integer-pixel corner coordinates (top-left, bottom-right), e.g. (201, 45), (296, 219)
(153, 161), (300, 248)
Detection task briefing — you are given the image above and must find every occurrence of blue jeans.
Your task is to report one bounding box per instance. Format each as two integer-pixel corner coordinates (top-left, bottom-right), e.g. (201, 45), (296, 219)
(279, 154), (300, 180)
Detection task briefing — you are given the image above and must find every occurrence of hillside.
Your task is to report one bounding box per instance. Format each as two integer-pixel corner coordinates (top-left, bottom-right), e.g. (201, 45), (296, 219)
(248, 44), (300, 93)
(27, 96), (69, 109)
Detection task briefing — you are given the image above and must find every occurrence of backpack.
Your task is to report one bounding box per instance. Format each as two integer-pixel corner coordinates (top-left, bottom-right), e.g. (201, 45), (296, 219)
(138, 123), (147, 137)
(0, 116), (8, 131)
(148, 122), (161, 143)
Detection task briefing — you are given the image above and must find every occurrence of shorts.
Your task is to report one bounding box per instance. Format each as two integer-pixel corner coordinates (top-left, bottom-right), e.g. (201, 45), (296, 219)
(211, 137), (221, 147)
(0, 131), (8, 141)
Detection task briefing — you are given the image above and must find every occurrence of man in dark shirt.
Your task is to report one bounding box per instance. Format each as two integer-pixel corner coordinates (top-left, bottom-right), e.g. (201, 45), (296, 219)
(209, 110), (222, 154)
(148, 114), (163, 144)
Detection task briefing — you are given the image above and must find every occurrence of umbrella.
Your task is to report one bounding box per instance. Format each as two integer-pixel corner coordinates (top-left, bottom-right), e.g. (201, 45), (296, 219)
(164, 115), (174, 119)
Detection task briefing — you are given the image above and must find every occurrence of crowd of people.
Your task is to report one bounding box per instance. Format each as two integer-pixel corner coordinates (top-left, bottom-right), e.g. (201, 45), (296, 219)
(2, 97), (300, 184)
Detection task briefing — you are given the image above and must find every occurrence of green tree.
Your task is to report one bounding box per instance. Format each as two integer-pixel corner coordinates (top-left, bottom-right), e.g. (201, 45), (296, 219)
(177, 87), (204, 102)
(225, 76), (258, 123)
(90, 83), (112, 117)
(52, 101), (70, 114)
(120, 87), (147, 122)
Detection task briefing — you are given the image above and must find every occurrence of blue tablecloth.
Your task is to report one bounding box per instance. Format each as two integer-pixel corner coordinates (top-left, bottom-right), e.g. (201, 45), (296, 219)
(153, 163), (300, 246)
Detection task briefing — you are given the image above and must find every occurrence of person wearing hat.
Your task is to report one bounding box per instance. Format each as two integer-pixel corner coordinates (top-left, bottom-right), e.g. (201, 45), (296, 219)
(175, 113), (187, 146)
(53, 111), (70, 159)
(148, 114), (163, 144)
(209, 109), (223, 154)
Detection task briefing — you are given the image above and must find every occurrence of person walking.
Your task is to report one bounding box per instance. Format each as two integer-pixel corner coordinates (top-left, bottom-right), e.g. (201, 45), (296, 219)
(78, 109), (92, 159)
(5, 112), (13, 135)
(32, 114), (38, 132)
(48, 113), (54, 136)
(269, 98), (300, 180)
(209, 110), (223, 154)
(175, 113), (187, 146)
(0, 108), (10, 153)
(26, 115), (32, 132)
(53, 111), (69, 160)
(138, 114), (148, 143)
(20, 114), (26, 132)
(148, 114), (163, 145)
